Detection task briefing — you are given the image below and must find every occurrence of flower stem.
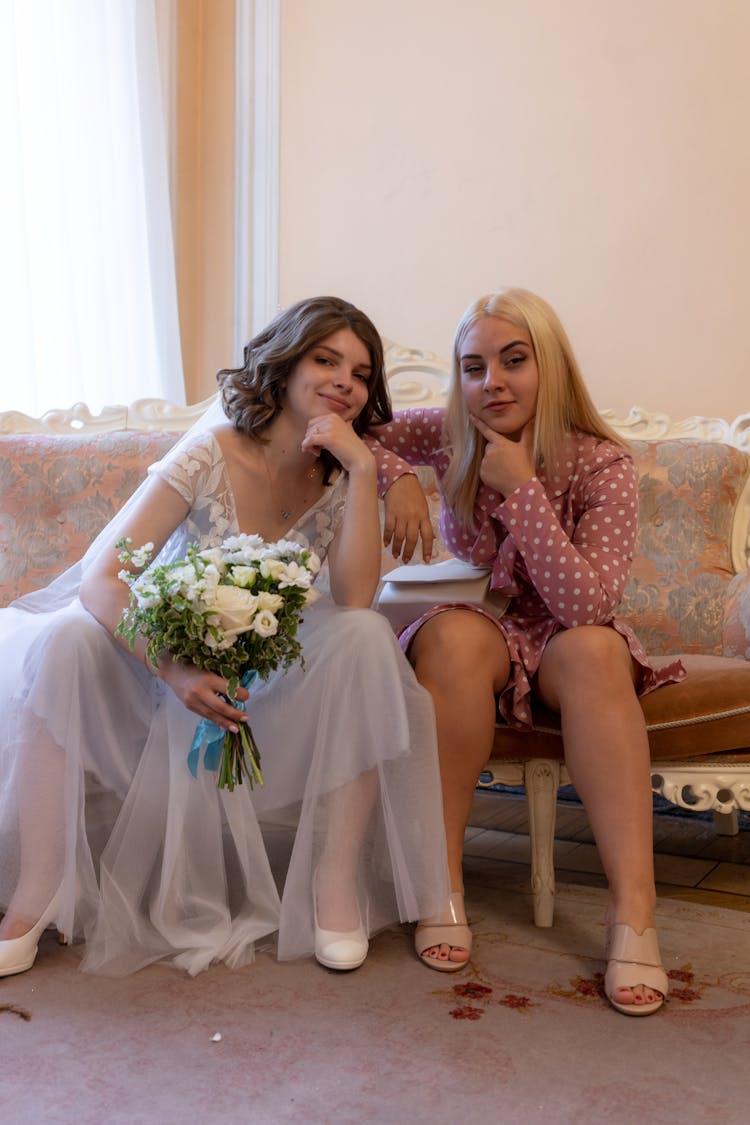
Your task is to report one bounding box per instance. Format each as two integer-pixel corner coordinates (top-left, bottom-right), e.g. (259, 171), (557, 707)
(216, 724), (264, 791)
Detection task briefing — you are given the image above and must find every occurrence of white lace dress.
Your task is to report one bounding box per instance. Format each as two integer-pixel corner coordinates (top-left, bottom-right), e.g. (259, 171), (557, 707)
(0, 432), (449, 976)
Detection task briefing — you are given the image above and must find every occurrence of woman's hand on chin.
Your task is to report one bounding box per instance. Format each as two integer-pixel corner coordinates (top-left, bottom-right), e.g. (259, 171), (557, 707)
(301, 413), (376, 476)
(470, 414), (536, 497)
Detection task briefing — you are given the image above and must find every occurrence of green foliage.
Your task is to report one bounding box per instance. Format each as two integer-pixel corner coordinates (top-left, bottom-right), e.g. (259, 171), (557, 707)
(114, 534), (322, 789)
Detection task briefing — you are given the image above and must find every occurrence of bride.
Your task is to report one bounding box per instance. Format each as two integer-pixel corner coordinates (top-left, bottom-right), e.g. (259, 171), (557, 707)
(0, 296), (450, 978)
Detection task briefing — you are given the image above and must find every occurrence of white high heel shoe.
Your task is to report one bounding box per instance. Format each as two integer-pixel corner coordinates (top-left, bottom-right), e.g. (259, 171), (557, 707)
(0, 889), (64, 978)
(313, 871), (368, 971)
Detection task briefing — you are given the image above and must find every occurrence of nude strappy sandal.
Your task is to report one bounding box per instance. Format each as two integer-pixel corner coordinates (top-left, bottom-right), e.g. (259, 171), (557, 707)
(414, 891), (472, 973)
(605, 923), (668, 1016)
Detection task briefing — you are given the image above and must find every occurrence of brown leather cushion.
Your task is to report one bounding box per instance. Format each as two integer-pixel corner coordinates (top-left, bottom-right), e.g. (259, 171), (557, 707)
(490, 654), (750, 763)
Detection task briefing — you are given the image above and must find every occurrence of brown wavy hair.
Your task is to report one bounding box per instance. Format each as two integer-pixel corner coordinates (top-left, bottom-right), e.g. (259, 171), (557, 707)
(217, 297), (391, 481)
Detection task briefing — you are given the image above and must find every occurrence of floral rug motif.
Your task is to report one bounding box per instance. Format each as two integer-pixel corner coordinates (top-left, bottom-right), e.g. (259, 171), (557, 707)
(2, 879), (749, 1123)
(426, 879), (750, 1026)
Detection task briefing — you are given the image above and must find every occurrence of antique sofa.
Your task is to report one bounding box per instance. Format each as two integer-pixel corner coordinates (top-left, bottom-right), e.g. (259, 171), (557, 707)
(2, 344), (749, 932)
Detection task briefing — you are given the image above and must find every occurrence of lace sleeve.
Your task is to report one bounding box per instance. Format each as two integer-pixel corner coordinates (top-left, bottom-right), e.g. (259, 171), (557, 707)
(148, 431), (237, 550)
(148, 432), (218, 503)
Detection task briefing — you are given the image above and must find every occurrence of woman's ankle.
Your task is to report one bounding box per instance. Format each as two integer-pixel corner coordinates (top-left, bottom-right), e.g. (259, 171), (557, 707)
(606, 893), (657, 933)
(314, 864), (361, 933)
(0, 910), (40, 941)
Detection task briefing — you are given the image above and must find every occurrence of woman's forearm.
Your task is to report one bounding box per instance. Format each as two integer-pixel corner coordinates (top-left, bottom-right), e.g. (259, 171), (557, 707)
(80, 574), (161, 673)
(327, 461), (382, 607)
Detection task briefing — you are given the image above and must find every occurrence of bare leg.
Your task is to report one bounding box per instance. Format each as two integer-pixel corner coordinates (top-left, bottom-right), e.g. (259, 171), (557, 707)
(410, 610), (510, 964)
(315, 768), (379, 932)
(536, 626), (662, 1008)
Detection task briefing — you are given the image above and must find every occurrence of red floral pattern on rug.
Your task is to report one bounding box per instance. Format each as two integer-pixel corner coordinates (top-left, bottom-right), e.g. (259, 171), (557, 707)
(437, 959), (725, 1020)
(549, 963), (704, 1007)
(446, 979), (534, 1020)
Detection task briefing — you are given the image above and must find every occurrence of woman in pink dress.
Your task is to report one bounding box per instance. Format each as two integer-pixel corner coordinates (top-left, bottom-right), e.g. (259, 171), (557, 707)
(374, 288), (683, 1015)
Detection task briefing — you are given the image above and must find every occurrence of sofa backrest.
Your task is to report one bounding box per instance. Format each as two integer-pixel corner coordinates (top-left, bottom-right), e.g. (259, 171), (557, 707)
(2, 346), (749, 652)
(0, 431), (179, 605)
(618, 439), (750, 655)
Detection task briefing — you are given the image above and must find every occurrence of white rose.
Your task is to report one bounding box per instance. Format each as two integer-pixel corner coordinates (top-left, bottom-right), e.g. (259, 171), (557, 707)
(303, 587), (321, 606)
(252, 609), (279, 637)
(306, 551), (322, 575)
(229, 565), (258, 589)
(207, 585), (259, 643)
(260, 558), (286, 581)
(256, 591), (284, 612)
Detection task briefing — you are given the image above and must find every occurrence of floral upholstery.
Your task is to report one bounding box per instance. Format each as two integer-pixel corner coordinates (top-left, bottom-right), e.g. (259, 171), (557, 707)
(723, 569), (750, 660)
(616, 440), (750, 655)
(4, 433), (750, 661)
(0, 432), (179, 605)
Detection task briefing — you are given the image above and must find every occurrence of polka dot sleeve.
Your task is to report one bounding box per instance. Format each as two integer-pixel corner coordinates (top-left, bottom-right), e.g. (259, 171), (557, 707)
(496, 454), (639, 627)
(366, 408), (448, 497)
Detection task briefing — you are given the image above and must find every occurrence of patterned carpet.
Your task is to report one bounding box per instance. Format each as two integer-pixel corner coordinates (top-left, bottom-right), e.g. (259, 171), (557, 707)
(2, 880), (748, 1124)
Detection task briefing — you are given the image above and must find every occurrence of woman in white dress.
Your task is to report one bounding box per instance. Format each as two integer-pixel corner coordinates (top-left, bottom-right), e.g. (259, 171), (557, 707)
(0, 296), (450, 978)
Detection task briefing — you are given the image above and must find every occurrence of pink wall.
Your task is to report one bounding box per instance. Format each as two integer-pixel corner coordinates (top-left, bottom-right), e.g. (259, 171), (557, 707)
(279, 0), (750, 421)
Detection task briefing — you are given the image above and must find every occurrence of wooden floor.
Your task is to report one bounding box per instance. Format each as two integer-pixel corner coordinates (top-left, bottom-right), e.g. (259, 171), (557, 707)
(466, 790), (750, 913)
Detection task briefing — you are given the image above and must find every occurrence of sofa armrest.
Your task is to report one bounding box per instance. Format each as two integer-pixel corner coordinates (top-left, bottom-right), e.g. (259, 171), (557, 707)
(723, 569), (750, 659)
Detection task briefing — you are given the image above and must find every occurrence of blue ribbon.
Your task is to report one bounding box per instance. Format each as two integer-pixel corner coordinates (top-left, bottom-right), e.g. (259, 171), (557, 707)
(187, 669), (258, 778)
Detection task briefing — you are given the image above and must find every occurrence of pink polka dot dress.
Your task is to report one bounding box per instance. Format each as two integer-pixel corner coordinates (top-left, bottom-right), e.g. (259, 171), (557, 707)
(372, 409), (685, 730)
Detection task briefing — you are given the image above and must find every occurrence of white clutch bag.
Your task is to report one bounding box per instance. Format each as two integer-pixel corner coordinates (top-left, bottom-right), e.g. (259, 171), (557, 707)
(376, 557), (510, 634)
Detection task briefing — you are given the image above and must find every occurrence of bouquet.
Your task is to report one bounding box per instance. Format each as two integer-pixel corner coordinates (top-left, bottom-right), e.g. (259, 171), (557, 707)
(116, 533), (321, 790)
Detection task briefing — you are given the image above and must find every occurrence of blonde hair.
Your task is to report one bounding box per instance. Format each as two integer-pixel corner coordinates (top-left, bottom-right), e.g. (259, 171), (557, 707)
(441, 288), (625, 529)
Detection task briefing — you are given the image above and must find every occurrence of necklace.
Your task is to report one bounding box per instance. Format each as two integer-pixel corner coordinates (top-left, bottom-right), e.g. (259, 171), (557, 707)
(261, 446), (321, 521)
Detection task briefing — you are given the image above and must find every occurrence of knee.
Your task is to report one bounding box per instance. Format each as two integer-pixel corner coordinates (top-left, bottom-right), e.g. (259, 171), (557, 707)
(29, 609), (113, 675)
(545, 625), (633, 687)
(411, 611), (504, 686)
(323, 605), (396, 655)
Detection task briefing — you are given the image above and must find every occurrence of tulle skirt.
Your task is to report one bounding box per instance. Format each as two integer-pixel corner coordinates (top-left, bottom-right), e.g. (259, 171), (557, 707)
(0, 597), (449, 976)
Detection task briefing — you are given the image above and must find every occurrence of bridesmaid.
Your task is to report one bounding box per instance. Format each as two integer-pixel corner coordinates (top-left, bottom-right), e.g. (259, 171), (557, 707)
(373, 288), (683, 1013)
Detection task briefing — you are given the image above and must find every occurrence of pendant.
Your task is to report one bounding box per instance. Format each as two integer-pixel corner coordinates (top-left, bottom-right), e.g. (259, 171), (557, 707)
(281, 509), (292, 520)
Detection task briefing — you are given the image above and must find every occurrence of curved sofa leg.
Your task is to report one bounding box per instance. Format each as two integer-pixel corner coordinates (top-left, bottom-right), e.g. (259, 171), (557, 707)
(525, 758), (561, 928)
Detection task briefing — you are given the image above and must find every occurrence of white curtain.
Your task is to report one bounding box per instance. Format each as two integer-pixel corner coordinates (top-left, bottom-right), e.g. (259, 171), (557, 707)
(0, 0), (184, 416)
